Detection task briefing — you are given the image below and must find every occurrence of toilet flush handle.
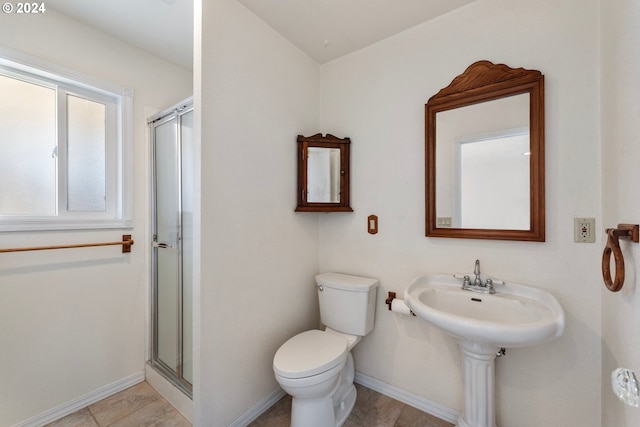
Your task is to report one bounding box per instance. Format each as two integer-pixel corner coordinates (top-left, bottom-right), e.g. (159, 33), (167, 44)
(316, 284), (324, 291)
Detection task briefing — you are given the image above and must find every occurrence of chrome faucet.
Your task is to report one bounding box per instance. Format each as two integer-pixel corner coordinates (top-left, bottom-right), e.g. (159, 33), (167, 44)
(473, 259), (482, 287)
(457, 259), (500, 294)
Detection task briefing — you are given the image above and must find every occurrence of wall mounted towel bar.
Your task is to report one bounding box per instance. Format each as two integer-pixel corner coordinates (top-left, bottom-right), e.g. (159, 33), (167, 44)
(602, 224), (638, 292)
(0, 234), (134, 254)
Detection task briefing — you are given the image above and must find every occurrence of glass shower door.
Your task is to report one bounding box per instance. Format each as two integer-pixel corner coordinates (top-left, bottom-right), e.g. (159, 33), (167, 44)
(150, 100), (193, 396)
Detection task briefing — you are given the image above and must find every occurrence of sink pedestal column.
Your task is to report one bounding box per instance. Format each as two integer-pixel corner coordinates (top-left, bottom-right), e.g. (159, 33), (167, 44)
(456, 341), (499, 427)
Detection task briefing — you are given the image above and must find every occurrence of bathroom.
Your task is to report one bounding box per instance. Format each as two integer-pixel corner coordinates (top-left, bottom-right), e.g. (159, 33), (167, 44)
(0, 0), (638, 426)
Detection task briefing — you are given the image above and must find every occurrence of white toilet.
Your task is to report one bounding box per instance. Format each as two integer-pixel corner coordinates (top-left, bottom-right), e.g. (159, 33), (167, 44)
(273, 272), (379, 427)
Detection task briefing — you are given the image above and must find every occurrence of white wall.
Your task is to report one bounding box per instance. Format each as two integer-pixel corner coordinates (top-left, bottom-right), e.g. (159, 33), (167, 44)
(0, 10), (191, 426)
(195, 0), (320, 425)
(601, 0), (640, 425)
(318, 0), (602, 425)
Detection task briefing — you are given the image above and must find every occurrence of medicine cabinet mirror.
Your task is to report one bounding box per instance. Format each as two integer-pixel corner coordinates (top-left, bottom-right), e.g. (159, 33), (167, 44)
(296, 133), (352, 212)
(426, 60), (545, 241)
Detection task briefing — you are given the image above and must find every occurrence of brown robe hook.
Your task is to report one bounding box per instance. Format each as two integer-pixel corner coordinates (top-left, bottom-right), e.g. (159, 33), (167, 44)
(602, 224), (639, 292)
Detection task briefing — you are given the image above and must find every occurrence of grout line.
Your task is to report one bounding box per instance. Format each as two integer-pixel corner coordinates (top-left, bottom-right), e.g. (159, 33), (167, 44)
(91, 384), (161, 427)
(87, 408), (101, 427)
(99, 401), (156, 427)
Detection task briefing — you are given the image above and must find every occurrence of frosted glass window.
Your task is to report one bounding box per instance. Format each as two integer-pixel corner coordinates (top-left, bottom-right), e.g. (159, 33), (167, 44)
(0, 75), (56, 215)
(67, 95), (106, 212)
(0, 51), (133, 232)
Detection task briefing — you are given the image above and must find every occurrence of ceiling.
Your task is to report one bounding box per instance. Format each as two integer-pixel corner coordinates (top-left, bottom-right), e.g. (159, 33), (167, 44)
(46, 0), (475, 69)
(238, 0), (475, 64)
(46, 0), (195, 69)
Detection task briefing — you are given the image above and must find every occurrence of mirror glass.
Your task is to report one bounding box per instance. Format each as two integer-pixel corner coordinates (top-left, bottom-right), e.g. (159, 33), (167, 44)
(436, 94), (530, 229)
(307, 147), (340, 203)
(425, 60), (545, 241)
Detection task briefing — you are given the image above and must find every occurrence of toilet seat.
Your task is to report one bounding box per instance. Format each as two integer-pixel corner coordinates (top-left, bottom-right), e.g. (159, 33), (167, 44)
(273, 329), (348, 379)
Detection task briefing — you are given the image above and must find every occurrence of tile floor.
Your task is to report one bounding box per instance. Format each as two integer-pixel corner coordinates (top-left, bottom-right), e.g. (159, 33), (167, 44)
(45, 382), (190, 427)
(47, 382), (453, 427)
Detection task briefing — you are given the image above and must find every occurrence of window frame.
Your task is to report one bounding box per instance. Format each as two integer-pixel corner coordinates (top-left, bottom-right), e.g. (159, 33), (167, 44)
(0, 46), (133, 232)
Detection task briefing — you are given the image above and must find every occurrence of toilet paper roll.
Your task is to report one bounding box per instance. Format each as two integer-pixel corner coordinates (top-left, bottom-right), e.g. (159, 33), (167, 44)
(390, 298), (413, 316)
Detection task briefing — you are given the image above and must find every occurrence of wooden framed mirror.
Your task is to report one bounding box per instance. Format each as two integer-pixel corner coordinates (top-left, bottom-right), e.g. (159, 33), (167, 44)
(425, 61), (545, 241)
(295, 133), (353, 212)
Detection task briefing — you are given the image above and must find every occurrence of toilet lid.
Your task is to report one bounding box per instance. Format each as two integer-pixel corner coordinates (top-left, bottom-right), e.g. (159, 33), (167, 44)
(273, 330), (348, 379)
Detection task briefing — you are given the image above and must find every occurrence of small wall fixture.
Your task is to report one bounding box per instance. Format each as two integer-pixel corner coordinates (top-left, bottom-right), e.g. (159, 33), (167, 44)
(368, 215), (378, 234)
(602, 224), (639, 292)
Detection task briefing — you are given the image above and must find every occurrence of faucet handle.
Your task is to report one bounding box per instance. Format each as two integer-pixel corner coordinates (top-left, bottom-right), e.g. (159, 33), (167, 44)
(486, 278), (496, 294)
(453, 274), (472, 289)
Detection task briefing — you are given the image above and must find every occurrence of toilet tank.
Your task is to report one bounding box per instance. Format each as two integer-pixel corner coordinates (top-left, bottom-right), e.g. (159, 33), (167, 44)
(316, 272), (380, 336)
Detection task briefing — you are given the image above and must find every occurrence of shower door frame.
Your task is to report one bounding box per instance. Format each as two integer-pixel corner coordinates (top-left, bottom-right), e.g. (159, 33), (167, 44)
(149, 98), (193, 398)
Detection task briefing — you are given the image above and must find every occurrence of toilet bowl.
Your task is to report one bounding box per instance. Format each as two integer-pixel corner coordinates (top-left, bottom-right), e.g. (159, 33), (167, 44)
(273, 329), (356, 427)
(273, 272), (379, 427)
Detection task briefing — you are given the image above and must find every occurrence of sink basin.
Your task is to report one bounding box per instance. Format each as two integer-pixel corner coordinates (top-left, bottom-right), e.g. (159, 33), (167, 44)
(404, 274), (564, 348)
(405, 274), (565, 427)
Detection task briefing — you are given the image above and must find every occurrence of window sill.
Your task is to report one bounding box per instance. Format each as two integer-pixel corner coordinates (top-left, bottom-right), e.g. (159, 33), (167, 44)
(0, 218), (134, 232)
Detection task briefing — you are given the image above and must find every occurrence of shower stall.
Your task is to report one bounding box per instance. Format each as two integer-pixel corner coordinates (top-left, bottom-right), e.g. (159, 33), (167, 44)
(148, 98), (194, 397)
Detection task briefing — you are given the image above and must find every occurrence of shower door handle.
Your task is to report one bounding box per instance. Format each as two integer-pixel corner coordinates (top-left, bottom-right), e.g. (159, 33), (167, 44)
(153, 241), (175, 249)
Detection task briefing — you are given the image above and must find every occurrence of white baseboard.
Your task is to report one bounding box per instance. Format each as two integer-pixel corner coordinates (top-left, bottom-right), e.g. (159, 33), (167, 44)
(227, 387), (287, 427)
(354, 372), (460, 424)
(11, 371), (145, 427)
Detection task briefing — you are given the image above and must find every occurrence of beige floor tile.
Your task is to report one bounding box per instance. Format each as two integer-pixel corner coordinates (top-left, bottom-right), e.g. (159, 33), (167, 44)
(247, 395), (291, 427)
(394, 405), (455, 427)
(106, 398), (190, 427)
(45, 408), (99, 427)
(346, 384), (405, 427)
(342, 418), (363, 427)
(88, 382), (159, 426)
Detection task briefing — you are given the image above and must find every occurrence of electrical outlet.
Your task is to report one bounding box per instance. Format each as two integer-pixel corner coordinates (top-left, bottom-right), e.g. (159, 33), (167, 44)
(574, 217), (596, 243)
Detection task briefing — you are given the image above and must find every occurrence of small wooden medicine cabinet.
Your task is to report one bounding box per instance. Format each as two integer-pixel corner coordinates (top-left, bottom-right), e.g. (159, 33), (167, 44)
(296, 133), (353, 212)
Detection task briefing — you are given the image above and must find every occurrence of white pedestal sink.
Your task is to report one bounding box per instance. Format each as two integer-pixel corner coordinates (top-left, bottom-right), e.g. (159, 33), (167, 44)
(404, 274), (565, 427)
